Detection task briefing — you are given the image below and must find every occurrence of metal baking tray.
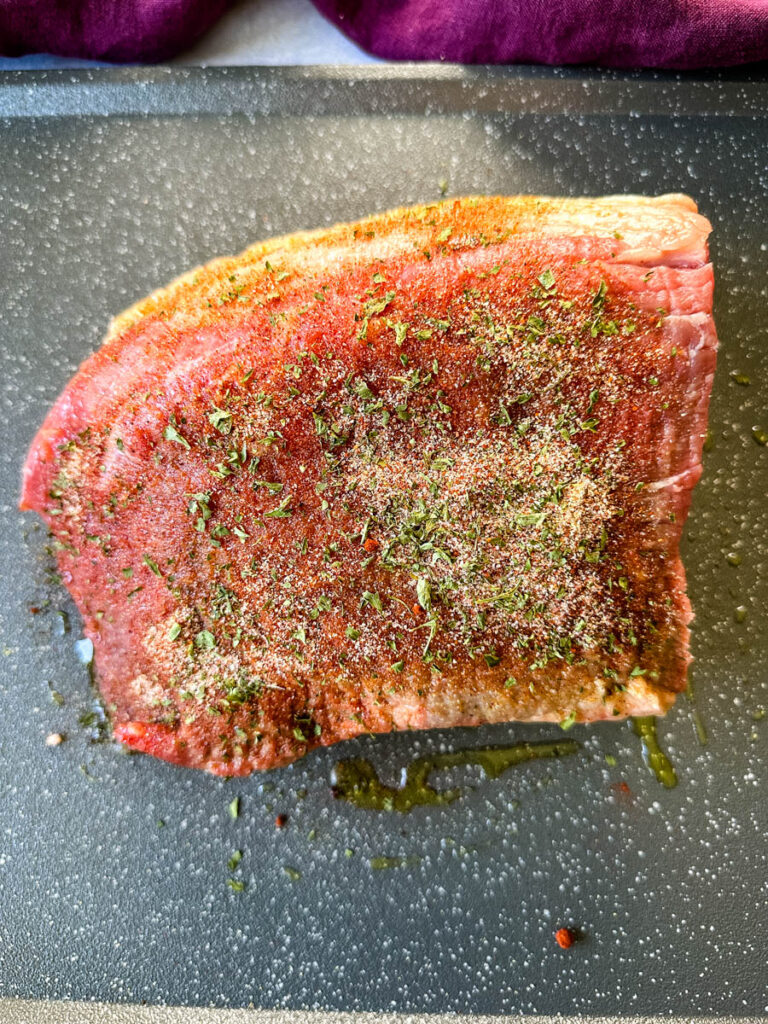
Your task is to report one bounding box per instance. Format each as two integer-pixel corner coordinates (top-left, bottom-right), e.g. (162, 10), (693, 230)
(0, 66), (766, 1019)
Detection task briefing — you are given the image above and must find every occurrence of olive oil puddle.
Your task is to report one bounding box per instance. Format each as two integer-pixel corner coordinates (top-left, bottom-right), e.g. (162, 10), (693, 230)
(632, 717), (677, 788)
(332, 740), (580, 813)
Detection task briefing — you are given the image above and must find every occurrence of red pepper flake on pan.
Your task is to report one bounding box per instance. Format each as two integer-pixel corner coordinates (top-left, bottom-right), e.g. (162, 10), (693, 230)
(275, 813), (288, 828)
(555, 927), (575, 949)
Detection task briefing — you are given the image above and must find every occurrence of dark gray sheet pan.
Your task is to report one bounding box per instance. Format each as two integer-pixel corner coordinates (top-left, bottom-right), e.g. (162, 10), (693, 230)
(0, 66), (766, 1017)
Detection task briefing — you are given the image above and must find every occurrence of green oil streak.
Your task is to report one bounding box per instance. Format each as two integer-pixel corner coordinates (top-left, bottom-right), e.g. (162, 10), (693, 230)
(685, 680), (708, 747)
(691, 709), (708, 747)
(370, 855), (422, 870)
(632, 717), (677, 788)
(332, 740), (580, 813)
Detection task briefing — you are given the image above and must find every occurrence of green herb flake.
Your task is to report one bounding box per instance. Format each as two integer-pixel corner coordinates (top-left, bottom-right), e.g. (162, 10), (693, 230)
(142, 554), (162, 577)
(207, 406), (233, 434)
(228, 796), (240, 820)
(361, 290), (396, 321)
(196, 630), (216, 650)
(560, 710), (578, 731)
(495, 403), (512, 427)
(537, 268), (556, 290)
(361, 591), (384, 613)
(515, 512), (546, 528)
(163, 421), (190, 449)
(561, 708), (577, 733)
(264, 495), (293, 519)
(168, 622), (182, 641)
(390, 321), (408, 346)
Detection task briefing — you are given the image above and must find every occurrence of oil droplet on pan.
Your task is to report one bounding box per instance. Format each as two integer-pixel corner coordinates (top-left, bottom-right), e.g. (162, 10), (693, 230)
(632, 717), (678, 788)
(729, 371), (751, 386)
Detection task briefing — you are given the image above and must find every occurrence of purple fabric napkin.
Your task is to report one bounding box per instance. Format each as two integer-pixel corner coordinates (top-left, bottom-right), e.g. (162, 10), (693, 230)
(311, 0), (768, 68)
(1, 0), (768, 66)
(0, 0), (230, 63)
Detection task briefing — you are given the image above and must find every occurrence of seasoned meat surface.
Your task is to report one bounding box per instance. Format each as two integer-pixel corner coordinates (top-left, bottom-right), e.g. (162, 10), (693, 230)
(22, 195), (717, 774)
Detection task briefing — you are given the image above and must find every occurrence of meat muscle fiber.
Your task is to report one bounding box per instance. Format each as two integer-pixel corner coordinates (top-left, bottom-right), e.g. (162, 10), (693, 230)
(22, 195), (718, 775)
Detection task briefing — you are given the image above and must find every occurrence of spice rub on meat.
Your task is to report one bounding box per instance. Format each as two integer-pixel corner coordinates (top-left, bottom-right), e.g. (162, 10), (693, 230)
(22, 195), (718, 775)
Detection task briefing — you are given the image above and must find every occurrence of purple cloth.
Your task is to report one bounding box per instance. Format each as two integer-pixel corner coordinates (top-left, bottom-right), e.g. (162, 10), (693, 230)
(0, 0), (231, 62)
(311, 0), (768, 68)
(1, 0), (768, 66)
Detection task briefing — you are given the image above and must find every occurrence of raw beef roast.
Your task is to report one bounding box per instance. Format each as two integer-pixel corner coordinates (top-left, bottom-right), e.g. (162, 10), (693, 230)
(22, 195), (718, 775)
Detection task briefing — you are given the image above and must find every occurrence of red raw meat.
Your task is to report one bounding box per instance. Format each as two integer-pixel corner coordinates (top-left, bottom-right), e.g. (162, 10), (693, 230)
(22, 195), (717, 774)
